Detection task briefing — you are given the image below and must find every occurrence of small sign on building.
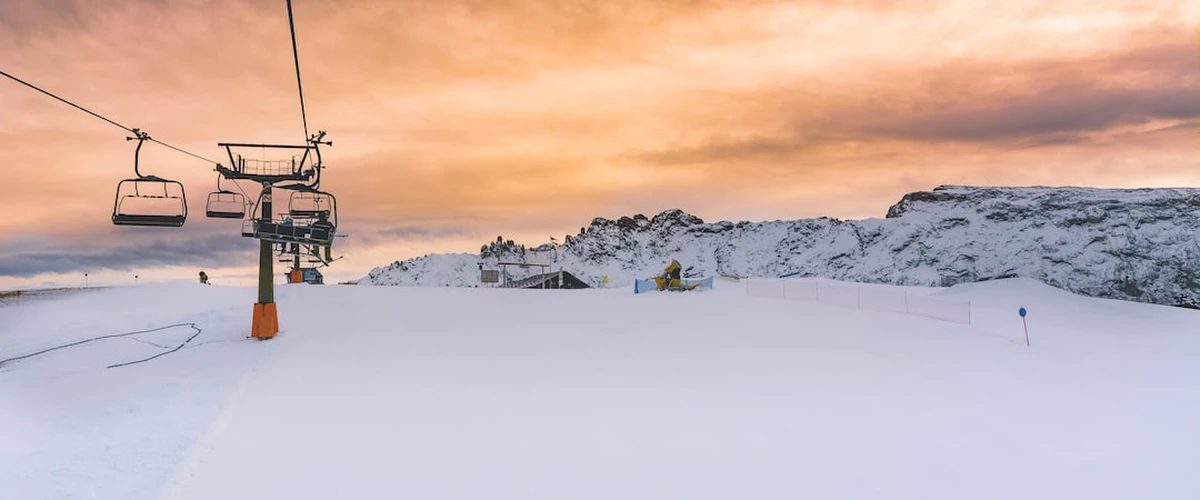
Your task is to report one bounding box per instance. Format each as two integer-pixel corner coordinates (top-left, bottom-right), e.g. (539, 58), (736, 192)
(481, 269), (500, 283)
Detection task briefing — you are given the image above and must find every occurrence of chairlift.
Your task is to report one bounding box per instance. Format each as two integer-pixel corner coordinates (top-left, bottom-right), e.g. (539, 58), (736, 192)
(205, 175), (247, 219)
(246, 187), (338, 246)
(287, 189), (334, 220)
(112, 130), (187, 227)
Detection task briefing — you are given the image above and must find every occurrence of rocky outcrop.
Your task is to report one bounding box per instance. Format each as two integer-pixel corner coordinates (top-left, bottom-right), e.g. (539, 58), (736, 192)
(360, 185), (1200, 308)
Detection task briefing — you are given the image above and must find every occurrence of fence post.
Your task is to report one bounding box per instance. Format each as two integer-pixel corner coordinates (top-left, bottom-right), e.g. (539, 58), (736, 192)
(815, 280), (820, 302)
(856, 286), (861, 310)
(968, 301), (972, 325)
(904, 291), (909, 314)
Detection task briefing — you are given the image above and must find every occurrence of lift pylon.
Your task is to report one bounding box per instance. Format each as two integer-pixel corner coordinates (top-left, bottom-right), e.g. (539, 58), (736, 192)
(217, 132), (333, 340)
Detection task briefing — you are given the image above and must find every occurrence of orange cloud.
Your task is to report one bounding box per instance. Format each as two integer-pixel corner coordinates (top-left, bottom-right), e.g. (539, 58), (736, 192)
(1, 0), (1197, 287)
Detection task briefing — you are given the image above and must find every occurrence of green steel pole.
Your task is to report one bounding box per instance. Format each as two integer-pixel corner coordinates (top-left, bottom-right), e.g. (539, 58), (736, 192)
(258, 185), (275, 304)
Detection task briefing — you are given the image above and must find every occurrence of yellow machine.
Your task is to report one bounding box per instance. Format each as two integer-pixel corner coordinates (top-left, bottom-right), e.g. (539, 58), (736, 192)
(653, 259), (701, 291)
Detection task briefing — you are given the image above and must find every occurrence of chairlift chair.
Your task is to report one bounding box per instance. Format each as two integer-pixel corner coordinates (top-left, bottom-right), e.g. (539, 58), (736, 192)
(112, 176), (187, 227)
(206, 190), (247, 219)
(246, 188), (338, 246)
(206, 176), (247, 219)
(111, 130), (187, 227)
(287, 189), (334, 220)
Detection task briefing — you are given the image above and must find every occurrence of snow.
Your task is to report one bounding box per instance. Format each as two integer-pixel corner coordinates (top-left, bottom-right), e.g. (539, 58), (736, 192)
(2, 278), (1198, 499)
(358, 186), (1200, 308)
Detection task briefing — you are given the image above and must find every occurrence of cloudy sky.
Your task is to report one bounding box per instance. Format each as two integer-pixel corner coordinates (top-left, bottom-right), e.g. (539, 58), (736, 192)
(1, 0), (1197, 288)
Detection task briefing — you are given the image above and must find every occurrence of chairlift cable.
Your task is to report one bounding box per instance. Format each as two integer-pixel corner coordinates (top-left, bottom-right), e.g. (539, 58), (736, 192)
(285, 0), (310, 141)
(1, 68), (221, 167)
(147, 137), (222, 166)
(230, 177), (255, 209)
(1, 69), (135, 134)
(216, 168), (253, 202)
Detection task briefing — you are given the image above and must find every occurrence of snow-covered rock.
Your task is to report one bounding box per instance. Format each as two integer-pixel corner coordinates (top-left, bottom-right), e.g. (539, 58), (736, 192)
(358, 185), (1200, 308)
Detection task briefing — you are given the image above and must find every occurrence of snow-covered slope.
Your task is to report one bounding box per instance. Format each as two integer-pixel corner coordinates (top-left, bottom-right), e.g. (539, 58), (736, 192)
(3, 280), (1199, 499)
(360, 185), (1200, 307)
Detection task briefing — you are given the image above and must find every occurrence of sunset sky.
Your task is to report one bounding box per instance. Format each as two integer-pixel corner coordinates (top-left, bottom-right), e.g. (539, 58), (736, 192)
(1, 0), (1197, 288)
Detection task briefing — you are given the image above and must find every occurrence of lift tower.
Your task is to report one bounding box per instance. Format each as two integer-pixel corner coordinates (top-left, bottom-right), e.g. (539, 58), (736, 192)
(217, 134), (334, 339)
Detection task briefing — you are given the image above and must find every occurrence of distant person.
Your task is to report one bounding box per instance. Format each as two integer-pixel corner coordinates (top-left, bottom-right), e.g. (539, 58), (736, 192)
(276, 218), (302, 254)
(311, 212), (334, 260)
(199, 271), (209, 285)
(281, 217), (295, 238)
(311, 212), (333, 233)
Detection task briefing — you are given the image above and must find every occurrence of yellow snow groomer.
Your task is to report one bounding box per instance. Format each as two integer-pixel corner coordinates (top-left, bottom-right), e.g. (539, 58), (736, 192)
(653, 259), (701, 291)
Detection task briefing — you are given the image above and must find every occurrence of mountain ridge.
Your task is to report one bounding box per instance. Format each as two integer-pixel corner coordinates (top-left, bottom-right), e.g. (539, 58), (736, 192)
(359, 185), (1200, 308)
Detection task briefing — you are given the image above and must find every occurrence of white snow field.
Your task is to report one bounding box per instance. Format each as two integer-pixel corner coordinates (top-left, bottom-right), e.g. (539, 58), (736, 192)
(1, 278), (1198, 500)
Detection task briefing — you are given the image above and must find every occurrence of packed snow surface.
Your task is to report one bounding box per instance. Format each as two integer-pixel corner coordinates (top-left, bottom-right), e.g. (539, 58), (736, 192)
(1, 279), (1198, 499)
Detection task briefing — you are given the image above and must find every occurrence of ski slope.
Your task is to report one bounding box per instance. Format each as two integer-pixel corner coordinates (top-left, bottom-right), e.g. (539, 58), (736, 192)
(1, 279), (1198, 499)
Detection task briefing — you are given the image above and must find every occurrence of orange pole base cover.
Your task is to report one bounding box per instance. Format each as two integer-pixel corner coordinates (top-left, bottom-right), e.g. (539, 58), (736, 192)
(251, 302), (279, 340)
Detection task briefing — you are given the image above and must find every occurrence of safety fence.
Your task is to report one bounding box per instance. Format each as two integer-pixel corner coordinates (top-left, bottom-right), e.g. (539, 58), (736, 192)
(0, 287), (105, 308)
(746, 278), (971, 324)
(635, 277), (715, 294)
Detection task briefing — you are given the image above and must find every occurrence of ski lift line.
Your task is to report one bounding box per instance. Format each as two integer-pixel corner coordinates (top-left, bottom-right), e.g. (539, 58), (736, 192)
(213, 172), (244, 200)
(286, 0), (310, 142)
(0, 69), (134, 133)
(227, 177), (256, 215)
(217, 173), (254, 209)
(0, 68), (221, 167)
(276, 131), (330, 192)
(230, 178), (253, 203)
(147, 137), (221, 166)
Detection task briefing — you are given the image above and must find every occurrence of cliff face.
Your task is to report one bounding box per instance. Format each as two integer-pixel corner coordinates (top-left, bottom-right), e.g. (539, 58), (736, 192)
(360, 185), (1200, 308)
